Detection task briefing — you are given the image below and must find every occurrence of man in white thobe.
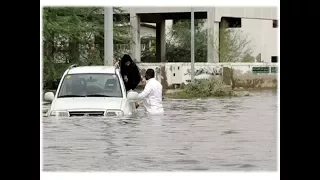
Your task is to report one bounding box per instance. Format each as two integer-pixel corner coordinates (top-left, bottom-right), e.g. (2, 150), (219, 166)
(137, 69), (164, 115)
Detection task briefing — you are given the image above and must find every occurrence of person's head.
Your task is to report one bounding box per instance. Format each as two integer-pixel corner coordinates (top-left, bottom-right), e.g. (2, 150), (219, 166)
(145, 69), (155, 80)
(121, 54), (133, 67)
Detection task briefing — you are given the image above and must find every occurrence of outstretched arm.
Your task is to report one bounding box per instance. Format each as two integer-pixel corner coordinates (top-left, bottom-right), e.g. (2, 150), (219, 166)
(138, 82), (152, 99)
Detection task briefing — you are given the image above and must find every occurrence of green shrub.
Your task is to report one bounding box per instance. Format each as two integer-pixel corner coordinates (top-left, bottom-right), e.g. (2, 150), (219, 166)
(168, 78), (233, 99)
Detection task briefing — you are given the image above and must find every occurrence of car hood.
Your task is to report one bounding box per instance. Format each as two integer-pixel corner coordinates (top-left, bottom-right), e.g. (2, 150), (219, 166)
(52, 97), (123, 111)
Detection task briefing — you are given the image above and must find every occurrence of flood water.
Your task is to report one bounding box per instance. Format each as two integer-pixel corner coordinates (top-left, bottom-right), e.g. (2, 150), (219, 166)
(41, 90), (278, 171)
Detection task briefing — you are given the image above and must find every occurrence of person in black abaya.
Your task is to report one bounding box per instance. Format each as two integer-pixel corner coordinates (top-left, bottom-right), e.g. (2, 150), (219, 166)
(119, 54), (141, 92)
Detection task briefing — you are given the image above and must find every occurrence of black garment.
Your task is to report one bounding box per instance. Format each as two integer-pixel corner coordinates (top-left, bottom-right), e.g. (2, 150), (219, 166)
(120, 54), (141, 91)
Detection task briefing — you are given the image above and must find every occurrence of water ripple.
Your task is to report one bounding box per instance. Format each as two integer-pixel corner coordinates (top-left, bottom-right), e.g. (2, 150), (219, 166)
(42, 90), (277, 171)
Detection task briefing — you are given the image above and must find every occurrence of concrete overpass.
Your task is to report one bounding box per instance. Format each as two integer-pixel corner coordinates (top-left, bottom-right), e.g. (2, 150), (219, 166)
(116, 7), (277, 63)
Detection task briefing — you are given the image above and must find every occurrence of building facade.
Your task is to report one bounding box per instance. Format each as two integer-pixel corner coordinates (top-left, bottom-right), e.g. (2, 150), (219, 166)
(119, 7), (278, 63)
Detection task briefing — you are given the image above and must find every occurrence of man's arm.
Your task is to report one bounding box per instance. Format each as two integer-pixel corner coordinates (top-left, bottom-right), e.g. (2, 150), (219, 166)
(138, 82), (152, 99)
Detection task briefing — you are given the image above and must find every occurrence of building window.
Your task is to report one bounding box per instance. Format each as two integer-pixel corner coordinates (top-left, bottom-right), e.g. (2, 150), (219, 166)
(273, 20), (278, 28)
(271, 56), (278, 63)
(220, 17), (242, 28)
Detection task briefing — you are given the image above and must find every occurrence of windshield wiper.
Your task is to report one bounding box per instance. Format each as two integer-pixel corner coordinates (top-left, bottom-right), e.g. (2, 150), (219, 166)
(58, 95), (86, 98)
(86, 94), (112, 97)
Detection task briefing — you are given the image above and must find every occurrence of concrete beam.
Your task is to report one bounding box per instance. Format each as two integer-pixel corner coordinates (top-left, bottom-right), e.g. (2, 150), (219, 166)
(139, 13), (163, 23)
(121, 7), (210, 14)
(119, 7), (277, 20)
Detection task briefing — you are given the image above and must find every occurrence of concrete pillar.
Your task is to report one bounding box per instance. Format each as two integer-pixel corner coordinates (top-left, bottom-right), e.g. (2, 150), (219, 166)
(130, 13), (141, 62)
(156, 20), (166, 62)
(104, 7), (113, 66)
(207, 8), (219, 63)
(213, 22), (220, 62)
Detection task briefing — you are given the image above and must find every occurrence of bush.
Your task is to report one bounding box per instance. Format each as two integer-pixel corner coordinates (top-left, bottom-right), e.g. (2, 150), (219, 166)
(168, 78), (233, 99)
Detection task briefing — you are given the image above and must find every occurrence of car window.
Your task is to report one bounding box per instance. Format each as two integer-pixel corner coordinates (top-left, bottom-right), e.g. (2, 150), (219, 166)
(58, 73), (123, 98)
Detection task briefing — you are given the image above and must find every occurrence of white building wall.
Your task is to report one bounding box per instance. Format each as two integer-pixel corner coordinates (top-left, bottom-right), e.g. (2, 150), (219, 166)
(240, 18), (278, 62)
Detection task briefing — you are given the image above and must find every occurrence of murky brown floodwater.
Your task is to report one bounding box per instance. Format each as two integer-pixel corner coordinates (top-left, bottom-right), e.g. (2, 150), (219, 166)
(42, 90), (277, 171)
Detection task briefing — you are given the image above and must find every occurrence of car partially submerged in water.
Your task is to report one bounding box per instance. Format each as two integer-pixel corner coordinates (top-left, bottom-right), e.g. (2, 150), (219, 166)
(44, 64), (139, 117)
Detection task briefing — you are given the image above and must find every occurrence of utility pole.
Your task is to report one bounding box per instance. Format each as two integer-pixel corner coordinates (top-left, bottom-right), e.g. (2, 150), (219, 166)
(104, 7), (113, 66)
(191, 7), (195, 83)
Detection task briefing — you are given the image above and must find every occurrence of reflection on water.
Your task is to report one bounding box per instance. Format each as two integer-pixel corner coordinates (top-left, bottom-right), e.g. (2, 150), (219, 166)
(42, 90), (277, 171)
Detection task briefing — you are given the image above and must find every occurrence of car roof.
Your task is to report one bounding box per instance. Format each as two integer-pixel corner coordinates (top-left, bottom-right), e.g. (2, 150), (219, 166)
(67, 66), (118, 74)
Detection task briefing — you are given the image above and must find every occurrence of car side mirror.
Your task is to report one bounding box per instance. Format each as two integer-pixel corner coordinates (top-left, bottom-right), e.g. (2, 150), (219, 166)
(44, 92), (55, 102)
(127, 91), (139, 101)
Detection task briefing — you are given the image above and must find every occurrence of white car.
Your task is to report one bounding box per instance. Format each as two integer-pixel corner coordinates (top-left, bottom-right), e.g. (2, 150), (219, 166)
(43, 64), (139, 117)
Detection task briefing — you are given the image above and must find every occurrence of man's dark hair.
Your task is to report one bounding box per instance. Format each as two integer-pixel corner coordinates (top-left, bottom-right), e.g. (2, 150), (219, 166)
(145, 69), (155, 79)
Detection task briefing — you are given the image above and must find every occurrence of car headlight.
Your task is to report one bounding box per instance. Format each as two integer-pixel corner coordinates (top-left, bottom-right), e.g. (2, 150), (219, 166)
(50, 111), (69, 117)
(106, 110), (123, 116)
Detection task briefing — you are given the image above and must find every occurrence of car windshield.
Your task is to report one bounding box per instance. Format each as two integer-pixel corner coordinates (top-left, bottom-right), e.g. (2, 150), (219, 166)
(57, 73), (123, 98)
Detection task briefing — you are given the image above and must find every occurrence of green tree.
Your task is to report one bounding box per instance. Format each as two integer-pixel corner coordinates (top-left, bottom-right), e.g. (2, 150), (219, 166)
(165, 19), (207, 62)
(217, 20), (254, 62)
(256, 53), (261, 62)
(42, 7), (130, 89)
(242, 54), (255, 62)
(164, 19), (254, 63)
